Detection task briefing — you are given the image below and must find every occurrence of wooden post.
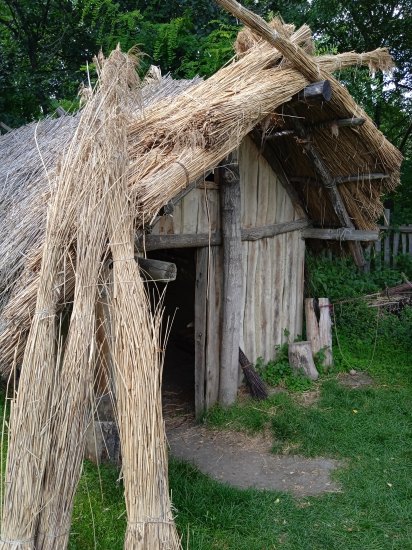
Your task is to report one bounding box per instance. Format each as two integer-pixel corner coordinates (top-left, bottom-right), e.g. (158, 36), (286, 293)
(305, 298), (321, 355)
(288, 342), (319, 380)
(409, 225), (412, 255)
(318, 298), (333, 368)
(194, 247), (208, 417)
(383, 208), (391, 266)
(402, 232), (407, 254)
(393, 232), (400, 266)
(205, 246), (223, 410)
(218, 155), (243, 406)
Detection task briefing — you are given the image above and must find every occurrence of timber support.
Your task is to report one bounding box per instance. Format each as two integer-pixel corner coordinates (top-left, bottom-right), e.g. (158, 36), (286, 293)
(218, 154), (243, 406)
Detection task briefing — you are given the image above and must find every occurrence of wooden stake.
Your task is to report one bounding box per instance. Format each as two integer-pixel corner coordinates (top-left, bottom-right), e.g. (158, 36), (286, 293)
(318, 298), (333, 368)
(218, 155), (243, 406)
(288, 341), (319, 380)
(305, 298), (321, 355)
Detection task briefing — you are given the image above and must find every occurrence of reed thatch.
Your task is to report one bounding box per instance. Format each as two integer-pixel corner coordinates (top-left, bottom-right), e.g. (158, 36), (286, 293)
(0, 18), (402, 381)
(1, 48), (180, 549)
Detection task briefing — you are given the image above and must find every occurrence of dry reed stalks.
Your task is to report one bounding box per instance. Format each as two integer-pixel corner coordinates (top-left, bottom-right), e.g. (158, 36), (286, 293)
(0, 48), (140, 549)
(106, 112), (181, 548)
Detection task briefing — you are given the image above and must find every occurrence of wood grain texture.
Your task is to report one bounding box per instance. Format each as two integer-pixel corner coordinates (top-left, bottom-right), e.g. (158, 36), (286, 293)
(194, 248), (208, 417)
(239, 137), (305, 363)
(218, 157), (243, 406)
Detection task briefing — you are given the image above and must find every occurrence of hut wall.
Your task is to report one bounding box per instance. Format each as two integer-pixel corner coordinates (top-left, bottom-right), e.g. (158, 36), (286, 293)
(239, 137), (305, 363)
(151, 186), (220, 235)
(151, 135), (305, 369)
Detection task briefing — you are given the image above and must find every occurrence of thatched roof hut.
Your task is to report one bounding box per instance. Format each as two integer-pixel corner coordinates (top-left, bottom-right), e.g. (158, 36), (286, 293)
(0, 18), (402, 414)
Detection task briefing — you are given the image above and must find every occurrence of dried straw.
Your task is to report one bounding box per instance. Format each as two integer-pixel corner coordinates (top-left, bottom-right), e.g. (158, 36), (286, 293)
(1, 47), (173, 549)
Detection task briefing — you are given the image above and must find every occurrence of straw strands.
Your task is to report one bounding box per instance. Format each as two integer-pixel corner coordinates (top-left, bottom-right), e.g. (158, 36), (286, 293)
(1, 47), (180, 549)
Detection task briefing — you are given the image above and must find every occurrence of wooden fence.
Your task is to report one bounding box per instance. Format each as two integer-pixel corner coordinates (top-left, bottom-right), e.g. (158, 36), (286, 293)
(365, 209), (412, 271)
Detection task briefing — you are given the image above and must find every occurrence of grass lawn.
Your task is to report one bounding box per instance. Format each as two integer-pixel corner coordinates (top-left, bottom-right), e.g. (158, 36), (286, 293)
(67, 373), (412, 549)
(2, 295), (412, 549)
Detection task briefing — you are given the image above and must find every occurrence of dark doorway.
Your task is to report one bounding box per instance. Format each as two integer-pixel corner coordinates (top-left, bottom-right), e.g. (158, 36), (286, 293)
(146, 248), (196, 416)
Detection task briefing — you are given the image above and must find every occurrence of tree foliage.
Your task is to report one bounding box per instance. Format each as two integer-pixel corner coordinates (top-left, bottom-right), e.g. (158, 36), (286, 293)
(0, 1), (411, 196)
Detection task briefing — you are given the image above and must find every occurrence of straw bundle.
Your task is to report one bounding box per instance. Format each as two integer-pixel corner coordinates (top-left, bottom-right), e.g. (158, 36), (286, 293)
(0, 48), (155, 549)
(107, 121), (180, 549)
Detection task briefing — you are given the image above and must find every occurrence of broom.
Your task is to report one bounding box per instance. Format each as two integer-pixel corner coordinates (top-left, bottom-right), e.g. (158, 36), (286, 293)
(239, 347), (268, 399)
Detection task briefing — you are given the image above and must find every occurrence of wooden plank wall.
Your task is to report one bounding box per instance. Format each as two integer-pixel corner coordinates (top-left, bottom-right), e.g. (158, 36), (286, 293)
(151, 135), (305, 372)
(239, 137), (305, 363)
(151, 187), (220, 235)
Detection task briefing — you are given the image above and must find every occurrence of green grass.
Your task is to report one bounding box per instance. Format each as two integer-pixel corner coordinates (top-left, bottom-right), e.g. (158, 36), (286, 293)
(3, 255), (412, 549)
(62, 374), (412, 549)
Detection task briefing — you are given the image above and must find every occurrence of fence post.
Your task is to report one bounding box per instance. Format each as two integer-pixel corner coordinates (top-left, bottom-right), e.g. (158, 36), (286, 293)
(383, 208), (391, 267)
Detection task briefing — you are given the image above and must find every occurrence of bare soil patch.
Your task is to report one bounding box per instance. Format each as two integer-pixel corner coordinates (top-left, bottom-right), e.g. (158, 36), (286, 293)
(166, 418), (342, 497)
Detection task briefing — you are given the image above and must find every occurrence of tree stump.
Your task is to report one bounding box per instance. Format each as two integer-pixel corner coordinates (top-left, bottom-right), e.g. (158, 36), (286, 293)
(288, 341), (319, 380)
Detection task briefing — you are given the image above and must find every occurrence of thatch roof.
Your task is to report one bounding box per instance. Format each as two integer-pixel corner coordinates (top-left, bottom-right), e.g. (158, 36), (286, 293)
(0, 18), (402, 375)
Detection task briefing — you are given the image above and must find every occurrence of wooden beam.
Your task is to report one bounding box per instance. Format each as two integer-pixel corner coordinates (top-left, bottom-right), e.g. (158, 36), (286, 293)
(218, 155), (243, 407)
(249, 129), (308, 219)
(314, 117), (365, 129)
(302, 228), (379, 241)
(243, 218), (310, 240)
(136, 218), (310, 251)
(288, 108), (366, 266)
(267, 117), (366, 140)
(294, 80), (332, 103)
(335, 173), (389, 184)
(136, 257), (177, 282)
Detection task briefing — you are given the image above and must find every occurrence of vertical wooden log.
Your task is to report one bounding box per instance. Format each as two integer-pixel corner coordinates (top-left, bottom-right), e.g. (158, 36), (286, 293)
(402, 232), (407, 254)
(318, 298), (333, 368)
(375, 238), (382, 270)
(194, 247), (208, 417)
(305, 298), (321, 355)
(218, 155), (243, 406)
(393, 232), (400, 266)
(409, 226), (412, 255)
(384, 208), (391, 266)
(205, 246), (223, 409)
(364, 244), (371, 273)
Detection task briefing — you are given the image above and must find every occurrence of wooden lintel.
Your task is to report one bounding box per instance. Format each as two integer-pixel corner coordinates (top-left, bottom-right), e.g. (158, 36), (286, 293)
(136, 218), (310, 251)
(288, 107), (366, 267)
(249, 129), (308, 219)
(302, 228), (379, 241)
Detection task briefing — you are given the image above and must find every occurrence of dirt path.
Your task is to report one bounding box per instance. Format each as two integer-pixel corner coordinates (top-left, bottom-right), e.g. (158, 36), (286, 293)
(167, 420), (342, 497)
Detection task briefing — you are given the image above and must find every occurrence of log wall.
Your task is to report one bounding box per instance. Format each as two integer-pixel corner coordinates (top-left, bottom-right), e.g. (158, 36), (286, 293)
(239, 137), (305, 363)
(150, 135), (305, 371)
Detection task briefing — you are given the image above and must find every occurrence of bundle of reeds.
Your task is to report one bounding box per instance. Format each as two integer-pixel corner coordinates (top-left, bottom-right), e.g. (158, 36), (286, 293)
(0, 47), (181, 550)
(107, 117), (181, 549)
